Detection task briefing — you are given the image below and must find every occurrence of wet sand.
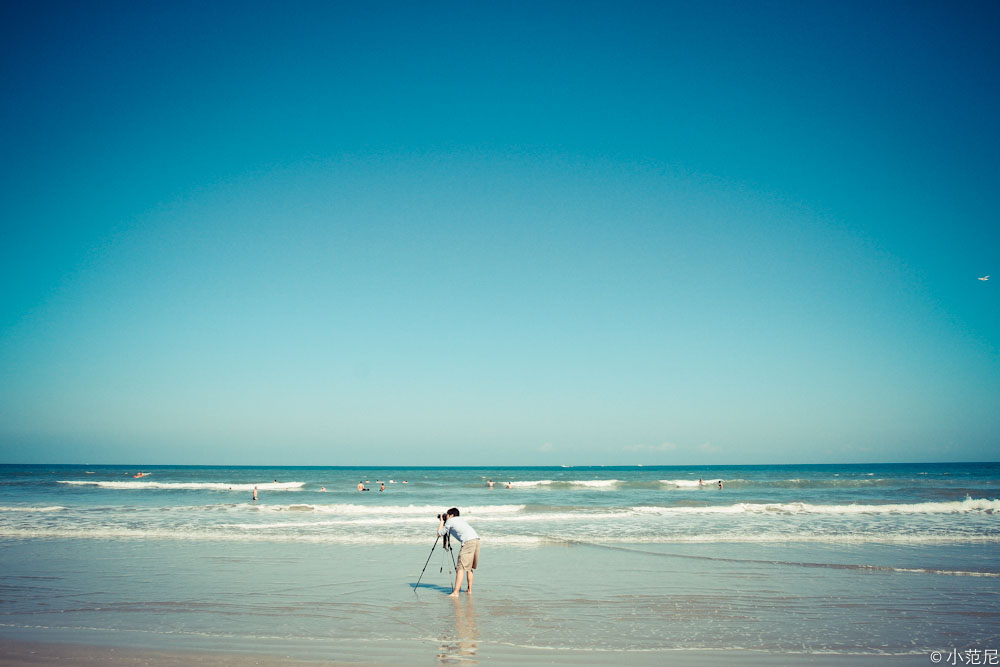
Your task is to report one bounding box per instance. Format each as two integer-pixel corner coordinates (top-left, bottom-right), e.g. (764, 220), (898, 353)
(0, 638), (934, 665)
(1, 538), (992, 665)
(0, 639), (367, 666)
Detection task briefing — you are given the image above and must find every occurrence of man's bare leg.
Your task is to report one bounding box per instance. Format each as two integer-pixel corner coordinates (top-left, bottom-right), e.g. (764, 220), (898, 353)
(465, 570), (474, 595)
(449, 569), (465, 597)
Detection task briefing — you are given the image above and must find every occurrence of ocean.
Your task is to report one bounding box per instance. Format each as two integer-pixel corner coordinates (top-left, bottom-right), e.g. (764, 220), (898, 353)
(1, 462), (998, 663)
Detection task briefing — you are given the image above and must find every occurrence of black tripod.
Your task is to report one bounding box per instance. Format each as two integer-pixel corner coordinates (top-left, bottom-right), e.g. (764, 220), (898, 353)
(415, 531), (458, 591)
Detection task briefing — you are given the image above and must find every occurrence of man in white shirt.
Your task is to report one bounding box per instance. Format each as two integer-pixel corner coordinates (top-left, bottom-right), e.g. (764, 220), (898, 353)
(437, 508), (480, 597)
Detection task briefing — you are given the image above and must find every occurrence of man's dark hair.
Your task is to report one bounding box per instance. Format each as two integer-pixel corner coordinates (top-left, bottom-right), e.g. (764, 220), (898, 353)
(448, 507), (460, 517)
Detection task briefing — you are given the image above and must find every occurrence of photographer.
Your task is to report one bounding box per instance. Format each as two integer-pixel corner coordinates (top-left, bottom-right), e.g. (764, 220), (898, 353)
(437, 508), (480, 597)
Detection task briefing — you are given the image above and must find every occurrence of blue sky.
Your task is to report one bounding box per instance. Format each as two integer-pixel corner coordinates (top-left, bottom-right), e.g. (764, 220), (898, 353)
(1, 1), (997, 465)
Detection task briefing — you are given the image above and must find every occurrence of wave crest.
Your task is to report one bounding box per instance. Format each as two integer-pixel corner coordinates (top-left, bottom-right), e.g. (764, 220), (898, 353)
(633, 497), (1000, 515)
(58, 481), (306, 491)
(0, 505), (66, 512)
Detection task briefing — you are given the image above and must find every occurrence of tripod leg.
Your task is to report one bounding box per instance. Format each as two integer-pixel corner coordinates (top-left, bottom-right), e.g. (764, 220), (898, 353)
(415, 534), (440, 590)
(443, 533), (454, 573)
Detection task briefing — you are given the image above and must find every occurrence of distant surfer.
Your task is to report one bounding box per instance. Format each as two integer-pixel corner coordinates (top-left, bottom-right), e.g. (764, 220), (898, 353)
(253, 486), (258, 502)
(488, 480), (494, 489)
(698, 478), (703, 486)
(380, 482), (385, 492)
(357, 482), (369, 492)
(718, 480), (723, 490)
(506, 481), (512, 489)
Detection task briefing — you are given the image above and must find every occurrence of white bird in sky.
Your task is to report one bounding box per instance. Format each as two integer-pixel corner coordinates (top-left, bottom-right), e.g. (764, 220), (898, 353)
(979, 275), (990, 281)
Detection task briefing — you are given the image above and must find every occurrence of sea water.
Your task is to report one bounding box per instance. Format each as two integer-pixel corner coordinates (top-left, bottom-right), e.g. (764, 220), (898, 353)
(1, 463), (998, 661)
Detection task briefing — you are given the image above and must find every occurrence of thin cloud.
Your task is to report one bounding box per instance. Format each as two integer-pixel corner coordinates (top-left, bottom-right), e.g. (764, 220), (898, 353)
(698, 442), (721, 455)
(623, 442), (678, 453)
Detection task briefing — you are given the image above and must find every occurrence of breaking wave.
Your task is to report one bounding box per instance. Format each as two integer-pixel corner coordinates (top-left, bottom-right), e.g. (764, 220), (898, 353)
(632, 497), (1000, 515)
(58, 481), (306, 491)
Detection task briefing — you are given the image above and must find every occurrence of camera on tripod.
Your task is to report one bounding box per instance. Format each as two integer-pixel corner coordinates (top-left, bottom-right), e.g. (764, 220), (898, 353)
(416, 511), (460, 590)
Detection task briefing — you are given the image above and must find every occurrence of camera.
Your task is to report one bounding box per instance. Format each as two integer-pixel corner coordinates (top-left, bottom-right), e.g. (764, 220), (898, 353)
(437, 511), (450, 520)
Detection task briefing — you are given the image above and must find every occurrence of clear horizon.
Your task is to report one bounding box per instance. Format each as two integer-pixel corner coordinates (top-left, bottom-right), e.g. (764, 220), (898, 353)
(2, 460), (998, 469)
(1, 1), (998, 467)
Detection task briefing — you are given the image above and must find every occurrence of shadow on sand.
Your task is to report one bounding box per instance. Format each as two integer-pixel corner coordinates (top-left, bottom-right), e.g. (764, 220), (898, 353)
(410, 582), (454, 594)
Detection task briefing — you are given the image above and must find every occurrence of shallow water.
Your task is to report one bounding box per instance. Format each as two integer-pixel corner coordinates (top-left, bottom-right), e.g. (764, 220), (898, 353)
(1, 463), (998, 660)
(1, 539), (997, 660)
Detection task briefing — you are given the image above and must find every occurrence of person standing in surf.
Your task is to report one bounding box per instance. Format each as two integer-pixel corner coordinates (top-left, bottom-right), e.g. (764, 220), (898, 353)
(437, 508), (480, 597)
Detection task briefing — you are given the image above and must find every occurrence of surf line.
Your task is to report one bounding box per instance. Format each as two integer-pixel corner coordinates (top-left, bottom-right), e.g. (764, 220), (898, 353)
(543, 537), (1000, 578)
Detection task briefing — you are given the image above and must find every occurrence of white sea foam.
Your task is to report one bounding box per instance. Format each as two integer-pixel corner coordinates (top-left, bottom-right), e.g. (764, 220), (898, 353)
(600, 533), (1000, 545)
(229, 517), (436, 528)
(566, 479), (621, 488)
(57, 480), (305, 491)
(661, 479), (723, 487)
(1, 524), (996, 547)
(0, 526), (544, 545)
(632, 497), (1000, 515)
(660, 478), (909, 489)
(255, 503), (525, 516)
(229, 510), (627, 530)
(507, 480), (553, 488)
(0, 506), (66, 512)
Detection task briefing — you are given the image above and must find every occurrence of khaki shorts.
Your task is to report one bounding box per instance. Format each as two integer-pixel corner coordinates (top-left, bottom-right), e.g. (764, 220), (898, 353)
(456, 538), (480, 571)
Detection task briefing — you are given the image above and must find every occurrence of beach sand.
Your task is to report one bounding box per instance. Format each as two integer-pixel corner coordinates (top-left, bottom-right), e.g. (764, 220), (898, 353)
(0, 638), (935, 665)
(0, 638), (368, 666)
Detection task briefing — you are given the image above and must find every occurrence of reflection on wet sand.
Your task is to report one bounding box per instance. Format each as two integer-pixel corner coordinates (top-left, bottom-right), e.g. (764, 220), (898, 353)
(437, 596), (479, 663)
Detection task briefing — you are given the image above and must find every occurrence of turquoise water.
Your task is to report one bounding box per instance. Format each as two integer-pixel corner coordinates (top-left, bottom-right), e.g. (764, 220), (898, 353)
(1, 463), (998, 660)
(3, 462), (999, 545)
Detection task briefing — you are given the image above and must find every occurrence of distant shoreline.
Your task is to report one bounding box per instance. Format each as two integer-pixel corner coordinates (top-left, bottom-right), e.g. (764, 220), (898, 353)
(2, 461), (998, 469)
